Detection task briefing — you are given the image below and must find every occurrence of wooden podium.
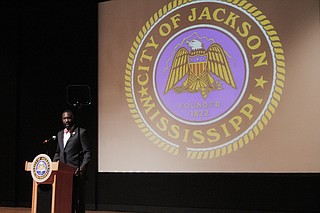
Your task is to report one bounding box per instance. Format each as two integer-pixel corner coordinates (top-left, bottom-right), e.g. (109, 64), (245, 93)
(25, 160), (75, 213)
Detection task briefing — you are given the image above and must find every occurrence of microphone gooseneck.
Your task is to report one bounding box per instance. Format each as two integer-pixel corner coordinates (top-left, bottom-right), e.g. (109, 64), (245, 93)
(43, 135), (56, 144)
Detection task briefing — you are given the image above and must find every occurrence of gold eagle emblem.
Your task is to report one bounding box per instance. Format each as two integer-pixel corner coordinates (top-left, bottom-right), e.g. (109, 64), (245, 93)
(164, 39), (236, 99)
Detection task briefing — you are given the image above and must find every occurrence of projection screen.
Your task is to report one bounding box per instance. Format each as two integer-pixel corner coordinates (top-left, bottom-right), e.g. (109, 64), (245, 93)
(98, 0), (320, 172)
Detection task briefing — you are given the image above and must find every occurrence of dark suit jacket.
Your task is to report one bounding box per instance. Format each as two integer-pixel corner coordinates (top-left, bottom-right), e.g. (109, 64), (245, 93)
(53, 127), (91, 171)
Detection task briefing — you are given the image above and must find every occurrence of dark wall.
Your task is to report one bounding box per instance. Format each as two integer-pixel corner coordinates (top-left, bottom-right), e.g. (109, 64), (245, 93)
(0, 1), (319, 212)
(0, 0), (98, 208)
(0, 1), (19, 205)
(98, 173), (320, 212)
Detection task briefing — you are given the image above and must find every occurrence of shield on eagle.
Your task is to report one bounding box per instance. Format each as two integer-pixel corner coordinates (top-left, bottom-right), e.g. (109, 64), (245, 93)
(164, 39), (236, 99)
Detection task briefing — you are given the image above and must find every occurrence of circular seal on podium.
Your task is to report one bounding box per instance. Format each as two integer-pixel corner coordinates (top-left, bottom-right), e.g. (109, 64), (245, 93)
(31, 154), (53, 183)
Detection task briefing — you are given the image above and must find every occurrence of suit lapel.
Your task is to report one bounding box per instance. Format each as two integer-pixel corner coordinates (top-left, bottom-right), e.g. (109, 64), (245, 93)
(58, 131), (64, 148)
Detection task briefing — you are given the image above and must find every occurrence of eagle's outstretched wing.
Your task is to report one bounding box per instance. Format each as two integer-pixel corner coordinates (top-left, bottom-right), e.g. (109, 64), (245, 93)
(164, 47), (189, 93)
(207, 43), (236, 88)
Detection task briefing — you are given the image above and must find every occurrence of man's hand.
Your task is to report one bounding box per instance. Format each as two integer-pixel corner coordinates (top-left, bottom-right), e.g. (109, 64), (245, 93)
(74, 168), (84, 176)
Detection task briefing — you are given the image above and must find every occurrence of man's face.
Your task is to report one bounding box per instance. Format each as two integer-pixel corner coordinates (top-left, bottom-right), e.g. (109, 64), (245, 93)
(62, 112), (74, 129)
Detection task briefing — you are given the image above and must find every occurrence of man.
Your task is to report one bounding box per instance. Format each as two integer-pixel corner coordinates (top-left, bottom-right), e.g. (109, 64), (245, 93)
(53, 110), (92, 213)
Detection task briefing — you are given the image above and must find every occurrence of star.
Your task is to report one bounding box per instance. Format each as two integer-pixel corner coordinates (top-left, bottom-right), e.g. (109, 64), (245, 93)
(255, 75), (268, 89)
(138, 86), (149, 97)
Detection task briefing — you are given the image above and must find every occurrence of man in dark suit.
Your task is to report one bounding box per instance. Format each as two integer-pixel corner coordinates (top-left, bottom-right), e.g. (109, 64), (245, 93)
(53, 110), (92, 213)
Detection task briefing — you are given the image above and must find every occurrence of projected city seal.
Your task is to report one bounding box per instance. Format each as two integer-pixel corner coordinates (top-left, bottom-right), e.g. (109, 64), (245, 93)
(124, 0), (285, 159)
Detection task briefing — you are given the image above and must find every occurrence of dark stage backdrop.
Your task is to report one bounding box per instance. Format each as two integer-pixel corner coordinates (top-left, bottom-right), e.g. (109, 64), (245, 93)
(0, 0), (319, 212)
(0, 0), (98, 209)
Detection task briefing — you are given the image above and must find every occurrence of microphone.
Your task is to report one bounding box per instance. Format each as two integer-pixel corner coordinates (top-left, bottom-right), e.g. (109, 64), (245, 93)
(43, 136), (56, 144)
